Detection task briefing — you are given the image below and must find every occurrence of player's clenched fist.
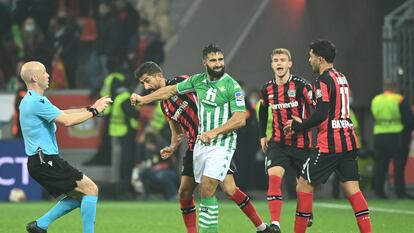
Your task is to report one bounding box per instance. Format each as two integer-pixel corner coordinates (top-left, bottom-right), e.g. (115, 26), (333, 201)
(160, 146), (174, 159)
(130, 93), (144, 106)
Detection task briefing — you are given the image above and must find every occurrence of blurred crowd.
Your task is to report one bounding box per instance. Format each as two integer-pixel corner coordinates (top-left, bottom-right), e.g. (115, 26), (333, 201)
(1, 1), (412, 201)
(0, 0), (168, 91)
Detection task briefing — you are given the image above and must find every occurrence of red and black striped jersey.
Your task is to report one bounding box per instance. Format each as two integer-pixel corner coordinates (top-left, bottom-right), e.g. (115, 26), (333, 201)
(259, 75), (313, 148)
(161, 75), (199, 151)
(313, 68), (359, 153)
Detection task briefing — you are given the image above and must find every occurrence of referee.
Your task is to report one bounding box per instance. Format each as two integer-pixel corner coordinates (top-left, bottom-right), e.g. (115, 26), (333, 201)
(19, 61), (112, 233)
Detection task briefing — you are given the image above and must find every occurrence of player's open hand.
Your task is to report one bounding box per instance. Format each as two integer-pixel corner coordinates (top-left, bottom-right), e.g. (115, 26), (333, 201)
(130, 93), (144, 106)
(93, 96), (112, 113)
(260, 137), (268, 153)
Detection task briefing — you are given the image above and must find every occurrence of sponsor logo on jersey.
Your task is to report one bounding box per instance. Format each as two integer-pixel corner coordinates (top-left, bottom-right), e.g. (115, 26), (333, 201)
(172, 101), (189, 121)
(270, 101), (298, 110)
(205, 87), (217, 102)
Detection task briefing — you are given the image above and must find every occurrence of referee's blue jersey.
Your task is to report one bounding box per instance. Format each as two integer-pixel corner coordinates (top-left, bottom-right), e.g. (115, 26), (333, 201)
(19, 90), (61, 156)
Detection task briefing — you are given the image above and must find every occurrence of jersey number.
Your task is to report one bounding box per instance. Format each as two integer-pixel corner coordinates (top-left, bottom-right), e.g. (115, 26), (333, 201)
(339, 86), (350, 118)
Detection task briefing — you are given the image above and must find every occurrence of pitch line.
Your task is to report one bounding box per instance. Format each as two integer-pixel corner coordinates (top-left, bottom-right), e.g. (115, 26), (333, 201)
(316, 202), (414, 215)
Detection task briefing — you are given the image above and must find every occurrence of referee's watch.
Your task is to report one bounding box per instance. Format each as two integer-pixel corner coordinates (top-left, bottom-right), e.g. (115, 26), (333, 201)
(86, 106), (99, 117)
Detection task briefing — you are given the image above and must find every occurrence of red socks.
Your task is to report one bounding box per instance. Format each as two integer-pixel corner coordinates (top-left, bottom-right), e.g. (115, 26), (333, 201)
(179, 196), (197, 233)
(229, 187), (263, 227)
(348, 191), (372, 233)
(294, 191), (313, 233)
(267, 175), (283, 222)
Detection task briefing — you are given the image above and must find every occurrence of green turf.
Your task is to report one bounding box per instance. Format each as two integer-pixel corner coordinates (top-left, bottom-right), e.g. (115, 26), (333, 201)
(1, 199), (413, 232)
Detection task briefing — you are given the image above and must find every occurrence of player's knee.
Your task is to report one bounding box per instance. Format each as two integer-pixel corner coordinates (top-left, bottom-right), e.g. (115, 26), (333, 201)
(86, 181), (99, 196)
(178, 186), (193, 199)
(200, 185), (215, 198)
(222, 183), (236, 197)
(296, 177), (313, 193)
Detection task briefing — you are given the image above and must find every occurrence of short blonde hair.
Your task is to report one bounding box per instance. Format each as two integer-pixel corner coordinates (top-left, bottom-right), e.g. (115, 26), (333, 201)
(271, 48), (292, 60)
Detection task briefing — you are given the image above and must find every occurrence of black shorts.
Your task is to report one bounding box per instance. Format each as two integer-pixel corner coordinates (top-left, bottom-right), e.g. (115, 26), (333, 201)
(265, 142), (310, 175)
(27, 155), (83, 198)
(300, 149), (360, 185)
(181, 149), (237, 177)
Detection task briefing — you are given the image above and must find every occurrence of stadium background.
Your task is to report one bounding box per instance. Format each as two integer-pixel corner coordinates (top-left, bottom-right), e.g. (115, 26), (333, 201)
(0, 0), (414, 232)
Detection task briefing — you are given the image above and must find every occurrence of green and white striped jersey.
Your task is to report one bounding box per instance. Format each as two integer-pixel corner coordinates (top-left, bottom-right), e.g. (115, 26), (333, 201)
(176, 72), (246, 150)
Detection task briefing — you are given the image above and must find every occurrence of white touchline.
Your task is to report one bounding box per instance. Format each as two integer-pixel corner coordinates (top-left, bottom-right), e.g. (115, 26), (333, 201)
(316, 202), (414, 215)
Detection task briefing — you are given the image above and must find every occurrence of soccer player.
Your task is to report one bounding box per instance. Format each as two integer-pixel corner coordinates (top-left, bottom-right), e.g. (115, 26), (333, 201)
(285, 39), (372, 233)
(130, 45), (262, 233)
(19, 61), (112, 233)
(131, 61), (274, 233)
(258, 48), (313, 233)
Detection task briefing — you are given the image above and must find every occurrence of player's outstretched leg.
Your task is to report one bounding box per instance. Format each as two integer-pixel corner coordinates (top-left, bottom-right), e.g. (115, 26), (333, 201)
(342, 181), (372, 233)
(178, 176), (198, 233)
(221, 175), (274, 233)
(30, 196), (81, 232)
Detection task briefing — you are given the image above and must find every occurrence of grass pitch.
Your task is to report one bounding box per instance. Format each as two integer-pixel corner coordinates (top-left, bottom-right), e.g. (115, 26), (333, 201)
(1, 199), (413, 233)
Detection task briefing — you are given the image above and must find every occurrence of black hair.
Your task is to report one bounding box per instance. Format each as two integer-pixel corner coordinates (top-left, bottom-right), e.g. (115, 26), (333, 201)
(202, 44), (223, 59)
(309, 39), (336, 63)
(134, 61), (163, 79)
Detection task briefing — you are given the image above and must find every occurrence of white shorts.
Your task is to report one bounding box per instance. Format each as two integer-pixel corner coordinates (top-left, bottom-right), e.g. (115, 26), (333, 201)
(193, 144), (235, 183)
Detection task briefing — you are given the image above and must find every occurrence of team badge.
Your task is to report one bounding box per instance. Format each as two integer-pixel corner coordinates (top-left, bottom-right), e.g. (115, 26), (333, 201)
(316, 89), (322, 98)
(288, 89), (296, 97)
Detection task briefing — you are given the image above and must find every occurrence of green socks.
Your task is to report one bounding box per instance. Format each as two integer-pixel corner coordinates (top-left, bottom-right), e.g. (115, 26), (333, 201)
(199, 196), (219, 233)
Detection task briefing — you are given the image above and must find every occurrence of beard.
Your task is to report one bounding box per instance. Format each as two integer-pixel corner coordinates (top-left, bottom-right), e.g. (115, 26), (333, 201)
(310, 62), (319, 73)
(207, 65), (225, 79)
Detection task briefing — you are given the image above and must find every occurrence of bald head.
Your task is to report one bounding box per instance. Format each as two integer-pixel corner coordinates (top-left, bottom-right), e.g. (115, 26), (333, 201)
(20, 61), (45, 83)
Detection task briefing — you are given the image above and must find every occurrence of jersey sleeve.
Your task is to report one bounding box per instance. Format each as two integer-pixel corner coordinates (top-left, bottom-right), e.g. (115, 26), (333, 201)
(302, 83), (314, 106)
(176, 75), (196, 94)
(228, 79), (246, 113)
(259, 86), (269, 107)
(35, 98), (62, 122)
(315, 78), (330, 103)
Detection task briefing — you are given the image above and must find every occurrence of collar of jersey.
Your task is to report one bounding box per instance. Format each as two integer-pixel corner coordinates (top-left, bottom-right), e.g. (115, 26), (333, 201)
(27, 90), (43, 97)
(205, 73), (228, 83)
(273, 74), (292, 86)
